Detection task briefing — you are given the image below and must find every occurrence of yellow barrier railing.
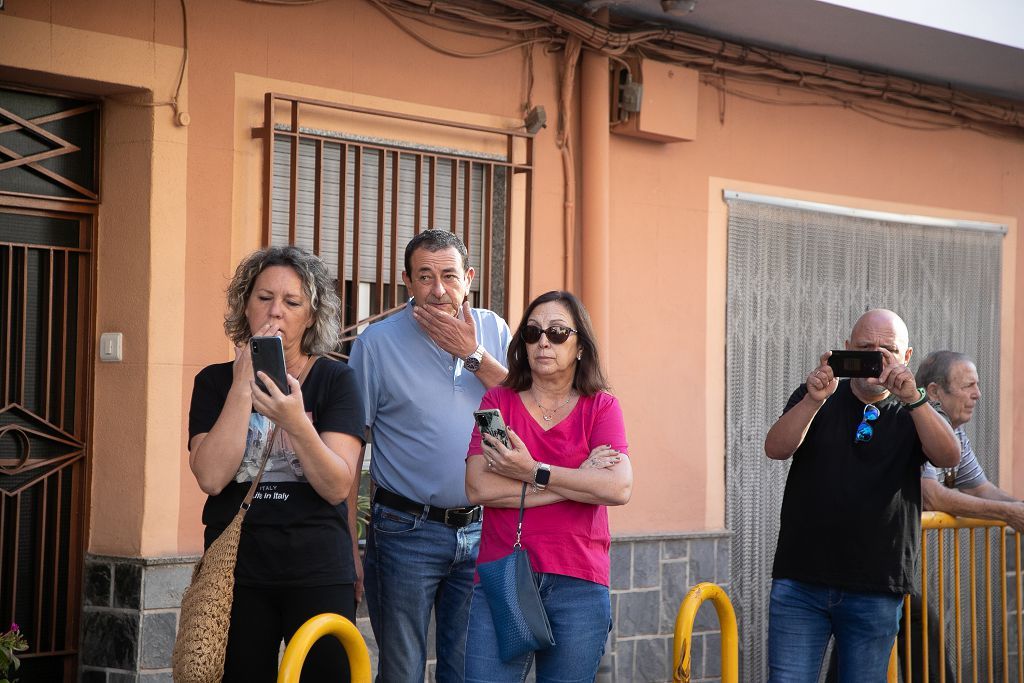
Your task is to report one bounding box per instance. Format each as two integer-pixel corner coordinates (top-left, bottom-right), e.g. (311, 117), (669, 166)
(277, 613), (372, 683)
(672, 582), (894, 681)
(673, 582), (739, 682)
(672, 514), (1018, 682)
(903, 512), (1016, 683)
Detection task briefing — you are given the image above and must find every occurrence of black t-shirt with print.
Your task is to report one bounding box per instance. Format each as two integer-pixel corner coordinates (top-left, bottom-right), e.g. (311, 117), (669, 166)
(771, 380), (926, 595)
(188, 357), (365, 587)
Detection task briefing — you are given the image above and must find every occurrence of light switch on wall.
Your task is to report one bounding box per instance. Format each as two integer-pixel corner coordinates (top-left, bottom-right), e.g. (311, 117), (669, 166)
(99, 332), (123, 362)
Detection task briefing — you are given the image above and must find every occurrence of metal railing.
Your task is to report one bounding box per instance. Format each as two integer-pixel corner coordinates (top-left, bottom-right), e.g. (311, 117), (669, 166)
(673, 582), (739, 682)
(277, 613), (371, 683)
(903, 512), (1020, 683)
(672, 512), (1021, 683)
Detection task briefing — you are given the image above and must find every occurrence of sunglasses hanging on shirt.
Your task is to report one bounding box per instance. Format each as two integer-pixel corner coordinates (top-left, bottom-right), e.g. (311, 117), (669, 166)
(854, 404), (880, 444)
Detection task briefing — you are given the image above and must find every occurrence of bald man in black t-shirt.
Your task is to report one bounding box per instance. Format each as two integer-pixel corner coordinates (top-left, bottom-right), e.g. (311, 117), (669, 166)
(763, 309), (960, 683)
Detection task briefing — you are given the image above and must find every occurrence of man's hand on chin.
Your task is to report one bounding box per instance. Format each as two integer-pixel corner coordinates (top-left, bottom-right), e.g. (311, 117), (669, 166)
(412, 300), (477, 358)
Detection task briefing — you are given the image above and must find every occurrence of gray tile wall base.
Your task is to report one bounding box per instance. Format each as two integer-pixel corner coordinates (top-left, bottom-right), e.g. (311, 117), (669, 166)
(79, 532), (731, 682)
(609, 531), (732, 683)
(80, 554), (198, 682)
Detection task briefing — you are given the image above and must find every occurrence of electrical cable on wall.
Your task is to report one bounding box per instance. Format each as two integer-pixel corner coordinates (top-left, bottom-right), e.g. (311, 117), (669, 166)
(238, 0), (1024, 295)
(109, 0), (190, 126)
(365, 0), (1023, 140)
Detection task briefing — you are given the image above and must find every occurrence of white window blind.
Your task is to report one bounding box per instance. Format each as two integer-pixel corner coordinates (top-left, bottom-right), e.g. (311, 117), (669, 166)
(270, 131), (510, 319)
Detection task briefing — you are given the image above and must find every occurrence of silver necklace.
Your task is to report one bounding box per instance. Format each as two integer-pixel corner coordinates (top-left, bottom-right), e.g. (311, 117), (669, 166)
(287, 354), (312, 379)
(532, 389), (573, 422)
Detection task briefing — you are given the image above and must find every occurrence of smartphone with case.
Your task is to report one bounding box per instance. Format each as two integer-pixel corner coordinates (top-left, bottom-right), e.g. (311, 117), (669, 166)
(250, 335), (290, 395)
(827, 350), (883, 378)
(473, 409), (511, 448)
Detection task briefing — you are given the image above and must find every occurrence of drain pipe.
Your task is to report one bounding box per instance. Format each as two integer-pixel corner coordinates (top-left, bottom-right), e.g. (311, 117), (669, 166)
(579, 46), (611, 367)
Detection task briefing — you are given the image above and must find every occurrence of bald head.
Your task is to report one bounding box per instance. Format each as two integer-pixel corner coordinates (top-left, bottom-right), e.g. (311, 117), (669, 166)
(850, 309), (909, 352)
(845, 309), (912, 397)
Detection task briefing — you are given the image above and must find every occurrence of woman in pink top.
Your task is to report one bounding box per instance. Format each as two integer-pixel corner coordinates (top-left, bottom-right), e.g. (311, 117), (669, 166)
(464, 290), (633, 683)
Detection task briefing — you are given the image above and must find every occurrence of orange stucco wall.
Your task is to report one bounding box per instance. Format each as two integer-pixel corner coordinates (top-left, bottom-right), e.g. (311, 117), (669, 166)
(2, 0), (1022, 558)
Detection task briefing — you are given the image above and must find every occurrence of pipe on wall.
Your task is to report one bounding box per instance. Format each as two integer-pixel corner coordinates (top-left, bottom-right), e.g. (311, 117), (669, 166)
(579, 47), (611, 368)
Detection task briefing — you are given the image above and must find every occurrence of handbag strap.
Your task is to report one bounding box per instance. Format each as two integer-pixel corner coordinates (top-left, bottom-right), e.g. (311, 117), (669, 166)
(239, 354), (319, 512)
(513, 482), (528, 549)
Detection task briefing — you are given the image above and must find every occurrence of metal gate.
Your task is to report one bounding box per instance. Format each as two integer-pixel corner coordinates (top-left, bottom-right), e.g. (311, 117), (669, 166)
(0, 85), (99, 682)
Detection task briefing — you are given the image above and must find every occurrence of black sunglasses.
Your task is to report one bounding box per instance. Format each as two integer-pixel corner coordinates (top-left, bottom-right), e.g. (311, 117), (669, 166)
(521, 324), (578, 345)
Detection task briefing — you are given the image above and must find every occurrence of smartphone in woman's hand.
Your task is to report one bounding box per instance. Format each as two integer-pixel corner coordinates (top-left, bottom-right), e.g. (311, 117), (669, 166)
(250, 335), (290, 395)
(473, 409), (511, 448)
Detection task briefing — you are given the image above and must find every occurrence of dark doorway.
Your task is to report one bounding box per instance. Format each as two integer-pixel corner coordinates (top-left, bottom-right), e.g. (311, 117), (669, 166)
(0, 85), (99, 682)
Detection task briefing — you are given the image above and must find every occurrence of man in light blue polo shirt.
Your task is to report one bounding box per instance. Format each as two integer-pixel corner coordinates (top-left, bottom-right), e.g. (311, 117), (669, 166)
(348, 229), (511, 683)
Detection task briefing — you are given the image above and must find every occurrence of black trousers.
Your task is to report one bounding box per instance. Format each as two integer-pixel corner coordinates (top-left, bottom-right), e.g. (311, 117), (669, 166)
(223, 583), (357, 683)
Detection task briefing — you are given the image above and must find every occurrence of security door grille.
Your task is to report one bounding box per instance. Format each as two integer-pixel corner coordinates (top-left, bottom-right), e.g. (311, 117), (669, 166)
(0, 85), (98, 683)
(724, 192), (1004, 681)
(0, 89), (99, 201)
(260, 94), (534, 345)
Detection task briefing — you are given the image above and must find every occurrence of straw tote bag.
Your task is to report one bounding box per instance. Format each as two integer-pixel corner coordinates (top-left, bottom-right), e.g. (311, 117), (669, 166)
(172, 359), (314, 683)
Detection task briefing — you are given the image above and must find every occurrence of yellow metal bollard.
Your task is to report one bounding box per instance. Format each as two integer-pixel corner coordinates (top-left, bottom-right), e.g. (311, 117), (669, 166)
(277, 613), (372, 683)
(673, 582), (739, 683)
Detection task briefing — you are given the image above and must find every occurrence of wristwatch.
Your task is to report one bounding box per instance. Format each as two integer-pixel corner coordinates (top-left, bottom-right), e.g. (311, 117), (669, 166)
(533, 463), (552, 491)
(463, 344), (485, 373)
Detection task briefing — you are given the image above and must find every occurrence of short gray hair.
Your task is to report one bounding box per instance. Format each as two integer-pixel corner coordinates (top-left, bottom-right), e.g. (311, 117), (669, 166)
(916, 350), (973, 391)
(224, 246), (341, 355)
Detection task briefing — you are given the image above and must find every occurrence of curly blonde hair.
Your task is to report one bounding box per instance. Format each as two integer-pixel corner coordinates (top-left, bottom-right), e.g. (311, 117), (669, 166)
(223, 246), (341, 355)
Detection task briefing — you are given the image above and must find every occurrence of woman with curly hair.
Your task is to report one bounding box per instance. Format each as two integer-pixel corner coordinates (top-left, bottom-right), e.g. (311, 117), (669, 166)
(187, 245), (364, 682)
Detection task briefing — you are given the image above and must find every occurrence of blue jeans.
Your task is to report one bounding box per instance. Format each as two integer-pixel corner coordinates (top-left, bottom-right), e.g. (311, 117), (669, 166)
(364, 502), (481, 683)
(464, 574), (611, 683)
(768, 578), (903, 683)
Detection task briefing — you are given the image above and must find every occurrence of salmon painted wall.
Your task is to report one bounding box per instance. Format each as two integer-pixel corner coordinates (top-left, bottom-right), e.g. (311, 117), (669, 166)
(172, 0), (566, 554)
(0, 4), (189, 556)
(605, 78), (1024, 535)
(2, 0), (1022, 556)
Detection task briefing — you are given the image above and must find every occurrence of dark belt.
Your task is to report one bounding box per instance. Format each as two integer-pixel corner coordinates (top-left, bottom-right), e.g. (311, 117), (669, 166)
(372, 487), (481, 528)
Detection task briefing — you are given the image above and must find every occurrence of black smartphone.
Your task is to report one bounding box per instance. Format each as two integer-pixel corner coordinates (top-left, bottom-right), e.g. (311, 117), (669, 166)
(827, 350), (883, 378)
(250, 335), (290, 395)
(473, 408), (511, 448)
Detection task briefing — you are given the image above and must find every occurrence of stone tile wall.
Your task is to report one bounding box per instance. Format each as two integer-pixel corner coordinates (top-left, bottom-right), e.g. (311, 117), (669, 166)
(79, 532), (731, 682)
(353, 530), (734, 683)
(607, 532), (732, 683)
(80, 554), (196, 682)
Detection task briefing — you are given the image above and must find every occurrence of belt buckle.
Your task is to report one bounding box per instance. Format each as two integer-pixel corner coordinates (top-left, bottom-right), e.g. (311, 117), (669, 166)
(444, 507), (474, 527)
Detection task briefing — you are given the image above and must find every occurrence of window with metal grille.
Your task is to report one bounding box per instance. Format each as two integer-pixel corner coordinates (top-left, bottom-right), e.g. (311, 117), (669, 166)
(260, 95), (533, 352)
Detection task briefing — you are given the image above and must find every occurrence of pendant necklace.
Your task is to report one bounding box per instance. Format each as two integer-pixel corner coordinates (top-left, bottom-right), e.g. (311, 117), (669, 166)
(532, 390), (574, 422)
(287, 354), (312, 379)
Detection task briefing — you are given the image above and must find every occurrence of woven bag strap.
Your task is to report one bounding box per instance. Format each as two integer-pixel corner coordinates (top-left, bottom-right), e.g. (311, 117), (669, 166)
(239, 355), (320, 512)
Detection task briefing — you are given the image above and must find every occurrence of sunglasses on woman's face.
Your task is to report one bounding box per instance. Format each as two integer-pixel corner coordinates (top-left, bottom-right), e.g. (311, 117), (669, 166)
(521, 324), (578, 345)
(854, 403), (880, 443)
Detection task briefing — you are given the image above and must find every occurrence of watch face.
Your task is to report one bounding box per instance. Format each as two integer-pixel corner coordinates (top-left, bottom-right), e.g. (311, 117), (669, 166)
(535, 466), (551, 486)
(464, 356), (481, 372)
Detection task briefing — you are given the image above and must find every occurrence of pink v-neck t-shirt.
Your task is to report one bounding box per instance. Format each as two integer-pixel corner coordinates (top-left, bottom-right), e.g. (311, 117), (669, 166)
(467, 385), (629, 586)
